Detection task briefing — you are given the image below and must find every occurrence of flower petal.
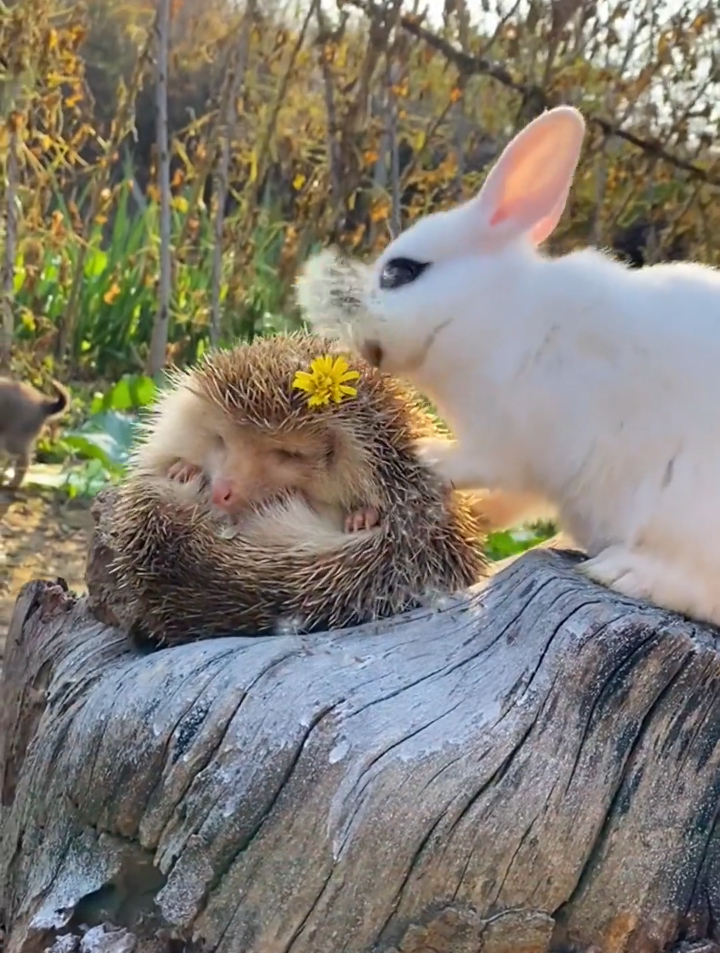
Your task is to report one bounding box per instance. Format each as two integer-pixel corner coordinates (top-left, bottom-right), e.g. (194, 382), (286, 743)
(339, 369), (360, 383)
(314, 355), (333, 376)
(339, 385), (357, 397)
(309, 392), (330, 407)
(292, 371), (315, 392)
(333, 357), (349, 376)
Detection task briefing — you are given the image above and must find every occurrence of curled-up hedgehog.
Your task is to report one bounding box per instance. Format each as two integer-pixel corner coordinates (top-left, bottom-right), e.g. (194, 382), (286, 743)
(104, 331), (487, 645)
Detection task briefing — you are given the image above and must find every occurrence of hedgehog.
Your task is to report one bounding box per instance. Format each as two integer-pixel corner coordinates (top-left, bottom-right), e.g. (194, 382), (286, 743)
(103, 331), (488, 645)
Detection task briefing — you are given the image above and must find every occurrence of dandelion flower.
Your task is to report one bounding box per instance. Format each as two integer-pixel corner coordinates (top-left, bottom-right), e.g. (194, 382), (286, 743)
(292, 354), (360, 408)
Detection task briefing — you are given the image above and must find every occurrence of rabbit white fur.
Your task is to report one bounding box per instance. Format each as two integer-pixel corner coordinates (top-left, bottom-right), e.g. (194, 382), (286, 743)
(296, 105), (720, 628)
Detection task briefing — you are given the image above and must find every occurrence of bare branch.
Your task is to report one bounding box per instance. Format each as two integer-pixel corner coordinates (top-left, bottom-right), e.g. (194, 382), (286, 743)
(315, 4), (345, 208)
(210, 0), (257, 348)
(147, 0), (172, 377)
(0, 88), (20, 371)
(344, 0), (720, 186)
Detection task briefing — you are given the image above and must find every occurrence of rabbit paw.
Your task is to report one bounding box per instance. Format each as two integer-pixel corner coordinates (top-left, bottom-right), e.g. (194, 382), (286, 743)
(580, 546), (659, 602)
(344, 505), (380, 533)
(580, 544), (720, 625)
(415, 438), (485, 492)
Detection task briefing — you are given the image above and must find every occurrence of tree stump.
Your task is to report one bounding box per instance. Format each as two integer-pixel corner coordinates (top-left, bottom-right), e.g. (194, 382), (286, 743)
(2, 518), (720, 953)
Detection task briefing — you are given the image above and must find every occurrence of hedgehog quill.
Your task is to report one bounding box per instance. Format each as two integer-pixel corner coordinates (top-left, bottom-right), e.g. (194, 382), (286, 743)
(107, 332), (487, 645)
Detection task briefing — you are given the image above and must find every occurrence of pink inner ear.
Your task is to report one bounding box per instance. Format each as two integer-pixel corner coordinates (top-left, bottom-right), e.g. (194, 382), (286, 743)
(489, 208), (511, 227)
(477, 108), (585, 246)
(529, 189), (570, 246)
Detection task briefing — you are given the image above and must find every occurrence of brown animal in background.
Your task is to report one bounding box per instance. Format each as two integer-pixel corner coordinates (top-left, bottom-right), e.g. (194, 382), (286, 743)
(0, 376), (70, 488)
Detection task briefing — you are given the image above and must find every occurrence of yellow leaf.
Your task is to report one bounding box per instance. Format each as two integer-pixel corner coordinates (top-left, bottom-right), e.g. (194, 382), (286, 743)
(657, 32), (672, 62)
(249, 149), (258, 183)
(292, 173), (306, 190)
(370, 201), (388, 223)
(449, 87), (462, 104)
(172, 195), (189, 213)
(103, 282), (120, 304)
(690, 11), (711, 32)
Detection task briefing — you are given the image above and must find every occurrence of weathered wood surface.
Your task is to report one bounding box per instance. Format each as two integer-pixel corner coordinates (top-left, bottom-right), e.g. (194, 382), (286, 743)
(2, 547), (720, 953)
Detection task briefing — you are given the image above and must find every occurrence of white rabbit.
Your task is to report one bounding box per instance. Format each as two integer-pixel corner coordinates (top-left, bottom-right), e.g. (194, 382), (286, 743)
(296, 105), (720, 628)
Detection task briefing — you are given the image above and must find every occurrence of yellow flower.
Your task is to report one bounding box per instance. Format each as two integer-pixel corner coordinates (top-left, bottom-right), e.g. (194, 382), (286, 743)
(292, 355), (360, 409)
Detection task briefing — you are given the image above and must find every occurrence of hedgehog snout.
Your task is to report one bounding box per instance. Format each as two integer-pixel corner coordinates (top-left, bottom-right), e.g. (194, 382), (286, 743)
(210, 476), (238, 511)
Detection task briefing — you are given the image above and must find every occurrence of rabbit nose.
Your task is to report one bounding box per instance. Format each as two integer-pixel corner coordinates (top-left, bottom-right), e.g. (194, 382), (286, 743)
(362, 339), (384, 368)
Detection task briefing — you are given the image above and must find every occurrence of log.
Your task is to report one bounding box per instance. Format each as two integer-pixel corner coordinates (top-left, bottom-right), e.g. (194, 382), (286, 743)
(2, 541), (720, 953)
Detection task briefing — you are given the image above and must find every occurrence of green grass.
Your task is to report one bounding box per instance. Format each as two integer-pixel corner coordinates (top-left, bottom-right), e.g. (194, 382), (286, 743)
(15, 180), (303, 376)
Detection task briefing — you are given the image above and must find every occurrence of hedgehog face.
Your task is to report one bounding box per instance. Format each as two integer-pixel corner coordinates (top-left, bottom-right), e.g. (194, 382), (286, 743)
(206, 417), (342, 517)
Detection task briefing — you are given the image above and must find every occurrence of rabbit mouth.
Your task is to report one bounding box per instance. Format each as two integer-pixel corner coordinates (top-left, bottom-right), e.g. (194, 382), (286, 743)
(360, 339), (384, 368)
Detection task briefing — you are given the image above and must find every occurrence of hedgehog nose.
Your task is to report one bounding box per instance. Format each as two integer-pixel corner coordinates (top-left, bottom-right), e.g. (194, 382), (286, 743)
(362, 339), (384, 368)
(211, 477), (238, 510)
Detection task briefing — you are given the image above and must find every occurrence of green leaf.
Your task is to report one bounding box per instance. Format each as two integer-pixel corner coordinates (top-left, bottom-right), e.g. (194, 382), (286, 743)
(90, 375), (157, 414)
(64, 410), (137, 475)
(13, 265), (26, 294)
(84, 248), (109, 278)
(62, 459), (113, 498)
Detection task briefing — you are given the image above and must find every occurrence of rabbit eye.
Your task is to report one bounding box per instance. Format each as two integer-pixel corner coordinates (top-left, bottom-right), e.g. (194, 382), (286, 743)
(380, 257), (430, 290)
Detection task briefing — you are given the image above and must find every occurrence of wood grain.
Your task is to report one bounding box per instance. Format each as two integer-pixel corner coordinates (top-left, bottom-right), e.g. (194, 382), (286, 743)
(2, 547), (719, 953)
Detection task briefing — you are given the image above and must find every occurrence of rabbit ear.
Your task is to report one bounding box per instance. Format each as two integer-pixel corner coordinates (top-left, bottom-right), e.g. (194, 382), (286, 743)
(472, 106), (586, 248)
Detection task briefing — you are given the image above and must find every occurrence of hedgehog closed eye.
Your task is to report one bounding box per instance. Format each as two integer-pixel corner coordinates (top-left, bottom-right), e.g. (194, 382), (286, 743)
(274, 448), (307, 462)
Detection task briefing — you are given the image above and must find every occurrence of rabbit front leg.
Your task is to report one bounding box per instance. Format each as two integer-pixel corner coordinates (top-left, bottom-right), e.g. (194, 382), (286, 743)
(473, 488), (554, 532)
(415, 437), (491, 492)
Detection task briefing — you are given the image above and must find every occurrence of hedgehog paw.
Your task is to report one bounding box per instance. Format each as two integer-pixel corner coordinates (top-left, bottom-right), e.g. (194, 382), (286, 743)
(345, 506), (380, 533)
(168, 460), (203, 484)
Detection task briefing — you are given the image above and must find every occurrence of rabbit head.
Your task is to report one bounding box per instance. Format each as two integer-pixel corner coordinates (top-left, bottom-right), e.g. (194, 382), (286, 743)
(296, 106), (586, 382)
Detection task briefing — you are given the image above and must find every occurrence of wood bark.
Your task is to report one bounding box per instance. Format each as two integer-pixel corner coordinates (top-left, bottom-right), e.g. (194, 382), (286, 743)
(2, 529), (720, 953)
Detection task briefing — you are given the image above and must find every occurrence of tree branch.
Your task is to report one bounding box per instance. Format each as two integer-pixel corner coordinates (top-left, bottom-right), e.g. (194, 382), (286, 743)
(344, 0), (720, 186)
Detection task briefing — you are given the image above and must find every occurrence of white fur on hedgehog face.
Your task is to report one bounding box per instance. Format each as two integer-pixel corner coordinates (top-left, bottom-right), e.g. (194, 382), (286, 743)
(295, 245), (455, 377)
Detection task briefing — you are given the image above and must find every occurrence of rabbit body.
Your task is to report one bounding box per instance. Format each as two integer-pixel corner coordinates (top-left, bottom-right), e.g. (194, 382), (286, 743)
(297, 106), (720, 627)
(410, 244), (720, 626)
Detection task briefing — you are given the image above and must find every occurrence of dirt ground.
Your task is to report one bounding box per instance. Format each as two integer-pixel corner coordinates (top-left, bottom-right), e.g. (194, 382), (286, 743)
(0, 484), (92, 659)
